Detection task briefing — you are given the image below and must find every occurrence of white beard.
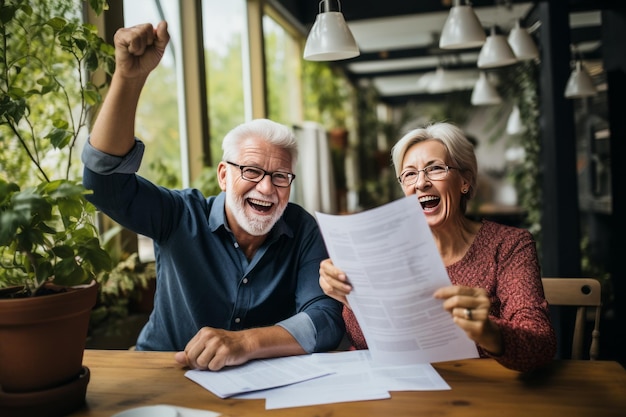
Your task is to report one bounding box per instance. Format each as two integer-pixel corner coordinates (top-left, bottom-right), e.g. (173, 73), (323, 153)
(225, 174), (287, 236)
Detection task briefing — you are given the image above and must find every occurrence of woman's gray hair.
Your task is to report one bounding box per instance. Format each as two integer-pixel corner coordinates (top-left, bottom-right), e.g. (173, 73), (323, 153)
(391, 122), (478, 212)
(222, 119), (298, 170)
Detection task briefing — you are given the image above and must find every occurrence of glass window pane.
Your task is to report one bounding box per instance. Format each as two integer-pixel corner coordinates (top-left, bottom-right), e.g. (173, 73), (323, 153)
(201, 0), (247, 166)
(263, 15), (302, 125)
(123, 0), (181, 187)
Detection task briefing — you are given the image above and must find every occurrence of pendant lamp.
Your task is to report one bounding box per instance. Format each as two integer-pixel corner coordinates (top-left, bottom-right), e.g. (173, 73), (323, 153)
(506, 105), (526, 135)
(564, 61), (597, 99)
(471, 72), (502, 105)
(477, 26), (517, 69)
(439, 0), (486, 49)
(303, 0), (360, 61)
(428, 67), (453, 94)
(507, 20), (539, 61)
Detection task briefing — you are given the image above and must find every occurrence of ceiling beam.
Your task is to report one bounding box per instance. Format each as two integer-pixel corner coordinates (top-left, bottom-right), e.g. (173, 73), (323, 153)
(349, 45), (482, 63)
(346, 62), (480, 79)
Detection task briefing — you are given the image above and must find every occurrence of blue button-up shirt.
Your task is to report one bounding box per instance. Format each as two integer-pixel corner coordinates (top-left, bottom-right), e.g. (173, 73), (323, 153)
(82, 140), (344, 352)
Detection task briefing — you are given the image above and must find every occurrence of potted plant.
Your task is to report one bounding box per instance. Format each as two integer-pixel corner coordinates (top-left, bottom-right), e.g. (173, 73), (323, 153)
(0, 0), (114, 415)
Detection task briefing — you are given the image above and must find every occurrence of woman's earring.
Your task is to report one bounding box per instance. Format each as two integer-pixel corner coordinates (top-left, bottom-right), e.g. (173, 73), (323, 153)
(462, 188), (469, 194)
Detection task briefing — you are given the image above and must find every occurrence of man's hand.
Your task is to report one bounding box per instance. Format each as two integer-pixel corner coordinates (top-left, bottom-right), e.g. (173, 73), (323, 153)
(113, 21), (170, 79)
(174, 325), (306, 371)
(174, 327), (254, 371)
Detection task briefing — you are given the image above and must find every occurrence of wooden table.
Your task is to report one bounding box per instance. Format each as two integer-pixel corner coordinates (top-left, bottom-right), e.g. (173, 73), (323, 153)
(70, 350), (626, 417)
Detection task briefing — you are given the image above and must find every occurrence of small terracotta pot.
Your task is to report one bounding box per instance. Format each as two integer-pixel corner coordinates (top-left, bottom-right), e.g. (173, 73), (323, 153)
(0, 281), (98, 393)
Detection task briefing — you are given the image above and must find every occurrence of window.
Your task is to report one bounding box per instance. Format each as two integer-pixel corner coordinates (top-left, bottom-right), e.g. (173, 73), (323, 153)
(201, 0), (247, 166)
(263, 14), (302, 125)
(123, 0), (181, 187)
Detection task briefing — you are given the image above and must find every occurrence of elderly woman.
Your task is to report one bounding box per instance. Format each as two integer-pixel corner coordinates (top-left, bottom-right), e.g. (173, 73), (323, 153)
(319, 122), (556, 372)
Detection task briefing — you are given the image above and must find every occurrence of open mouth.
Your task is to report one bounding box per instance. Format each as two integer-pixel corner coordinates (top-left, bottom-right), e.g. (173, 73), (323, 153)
(247, 198), (273, 213)
(419, 195), (440, 212)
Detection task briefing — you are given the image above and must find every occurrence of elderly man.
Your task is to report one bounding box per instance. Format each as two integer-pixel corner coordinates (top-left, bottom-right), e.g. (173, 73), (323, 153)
(82, 21), (343, 371)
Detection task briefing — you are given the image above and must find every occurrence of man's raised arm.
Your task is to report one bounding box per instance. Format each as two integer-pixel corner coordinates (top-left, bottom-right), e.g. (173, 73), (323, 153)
(90, 21), (170, 156)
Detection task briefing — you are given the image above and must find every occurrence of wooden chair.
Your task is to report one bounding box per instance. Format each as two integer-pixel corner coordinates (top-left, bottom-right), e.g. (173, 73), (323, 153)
(542, 278), (602, 360)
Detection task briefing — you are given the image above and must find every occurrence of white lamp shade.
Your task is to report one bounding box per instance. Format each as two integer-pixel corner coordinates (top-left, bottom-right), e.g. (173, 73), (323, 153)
(564, 61), (597, 98)
(303, 11), (360, 61)
(439, 3), (486, 49)
(477, 27), (518, 68)
(506, 105), (526, 135)
(471, 72), (502, 105)
(507, 21), (539, 60)
(428, 67), (452, 93)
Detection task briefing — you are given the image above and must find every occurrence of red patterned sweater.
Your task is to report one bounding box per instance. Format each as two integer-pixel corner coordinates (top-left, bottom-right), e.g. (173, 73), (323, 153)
(342, 220), (557, 372)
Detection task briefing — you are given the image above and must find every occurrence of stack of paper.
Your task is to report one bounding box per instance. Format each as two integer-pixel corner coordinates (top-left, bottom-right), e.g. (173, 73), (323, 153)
(185, 350), (450, 409)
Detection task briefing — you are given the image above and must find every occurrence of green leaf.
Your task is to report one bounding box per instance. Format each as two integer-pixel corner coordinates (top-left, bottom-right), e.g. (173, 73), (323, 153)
(36, 221), (57, 235)
(0, 96), (27, 123)
(18, 3), (33, 17)
(51, 244), (75, 258)
(0, 180), (20, 201)
(47, 128), (72, 149)
(100, 42), (115, 55)
(87, 0), (109, 16)
(46, 17), (67, 32)
(54, 257), (87, 286)
(84, 49), (99, 72)
(18, 227), (47, 250)
(75, 38), (87, 52)
(8, 87), (26, 98)
(52, 119), (69, 129)
(35, 261), (54, 282)
(0, 5), (18, 24)
(82, 23), (98, 34)
(47, 180), (87, 199)
(12, 190), (53, 221)
(80, 239), (113, 273)
(36, 76), (58, 94)
(83, 88), (100, 106)
(0, 211), (22, 246)
(57, 197), (83, 220)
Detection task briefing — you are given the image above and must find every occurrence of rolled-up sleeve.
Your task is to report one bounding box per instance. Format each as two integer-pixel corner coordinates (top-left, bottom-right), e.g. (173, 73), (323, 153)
(81, 138), (145, 175)
(276, 313), (318, 352)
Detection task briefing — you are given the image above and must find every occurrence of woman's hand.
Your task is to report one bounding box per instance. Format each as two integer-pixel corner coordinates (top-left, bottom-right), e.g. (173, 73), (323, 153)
(433, 285), (503, 355)
(319, 259), (352, 308)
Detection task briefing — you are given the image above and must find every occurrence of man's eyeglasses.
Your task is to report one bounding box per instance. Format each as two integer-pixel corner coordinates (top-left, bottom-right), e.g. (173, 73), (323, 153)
(225, 161), (296, 188)
(398, 165), (459, 186)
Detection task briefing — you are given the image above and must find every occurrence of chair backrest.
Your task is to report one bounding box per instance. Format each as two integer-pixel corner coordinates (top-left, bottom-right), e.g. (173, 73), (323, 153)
(541, 278), (602, 360)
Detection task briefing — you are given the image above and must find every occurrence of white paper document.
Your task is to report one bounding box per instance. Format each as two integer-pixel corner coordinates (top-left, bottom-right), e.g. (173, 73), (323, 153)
(184, 354), (332, 398)
(316, 195), (479, 365)
(233, 350), (450, 409)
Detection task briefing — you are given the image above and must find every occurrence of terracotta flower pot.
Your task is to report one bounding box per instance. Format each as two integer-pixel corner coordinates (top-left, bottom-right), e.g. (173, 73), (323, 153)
(0, 281), (97, 394)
